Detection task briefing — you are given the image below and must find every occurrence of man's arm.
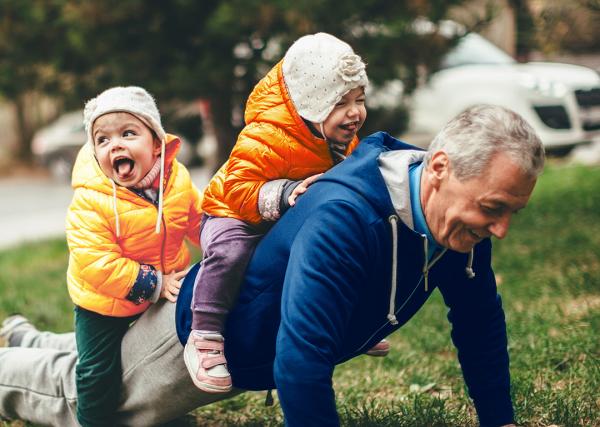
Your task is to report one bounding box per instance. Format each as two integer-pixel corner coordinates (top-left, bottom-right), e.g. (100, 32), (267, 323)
(274, 201), (372, 427)
(438, 239), (515, 427)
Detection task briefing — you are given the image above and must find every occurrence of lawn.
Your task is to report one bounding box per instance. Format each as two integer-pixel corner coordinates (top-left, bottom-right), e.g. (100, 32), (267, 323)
(1, 163), (599, 426)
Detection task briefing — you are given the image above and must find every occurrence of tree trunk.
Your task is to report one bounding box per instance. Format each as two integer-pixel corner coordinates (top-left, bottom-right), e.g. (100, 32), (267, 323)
(509, 0), (536, 62)
(210, 94), (239, 174)
(14, 96), (34, 163)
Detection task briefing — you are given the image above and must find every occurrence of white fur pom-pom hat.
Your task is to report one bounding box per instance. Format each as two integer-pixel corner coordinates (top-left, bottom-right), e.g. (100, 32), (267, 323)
(282, 32), (369, 124)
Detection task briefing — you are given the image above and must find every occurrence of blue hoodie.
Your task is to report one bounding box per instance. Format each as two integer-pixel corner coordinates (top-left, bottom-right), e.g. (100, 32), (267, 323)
(176, 132), (514, 427)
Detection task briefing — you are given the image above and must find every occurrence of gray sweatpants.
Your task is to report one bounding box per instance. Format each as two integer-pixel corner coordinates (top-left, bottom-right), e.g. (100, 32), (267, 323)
(0, 301), (242, 426)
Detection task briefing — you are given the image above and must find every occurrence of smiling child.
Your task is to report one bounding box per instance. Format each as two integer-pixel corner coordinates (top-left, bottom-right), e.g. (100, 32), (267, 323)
(184, 32), (373, 393)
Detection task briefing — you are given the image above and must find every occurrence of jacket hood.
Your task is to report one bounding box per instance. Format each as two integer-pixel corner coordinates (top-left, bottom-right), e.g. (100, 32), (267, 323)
(243, 60), (336, 150)
(378, 148), (426, 230)
(71, 133), (181, 201)
(319, 132), (418, 218)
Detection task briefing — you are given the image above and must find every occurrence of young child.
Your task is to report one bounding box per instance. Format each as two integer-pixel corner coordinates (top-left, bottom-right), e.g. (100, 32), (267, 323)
(66, 86), (202, 426)
(185, 33), (369, 393)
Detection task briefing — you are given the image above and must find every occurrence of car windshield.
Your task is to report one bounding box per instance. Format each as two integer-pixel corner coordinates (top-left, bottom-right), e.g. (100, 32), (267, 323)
(441, 33), (515, 69)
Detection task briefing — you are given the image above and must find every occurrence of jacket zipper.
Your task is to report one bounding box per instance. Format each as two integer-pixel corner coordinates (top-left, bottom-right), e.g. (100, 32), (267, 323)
(159, 214), (167, 272)
(356, 233), (447, 356)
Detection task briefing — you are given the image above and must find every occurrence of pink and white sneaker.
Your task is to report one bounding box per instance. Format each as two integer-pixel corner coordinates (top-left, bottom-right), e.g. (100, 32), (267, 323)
(184, 330), (232, 393)
(366, 339), (390, 357)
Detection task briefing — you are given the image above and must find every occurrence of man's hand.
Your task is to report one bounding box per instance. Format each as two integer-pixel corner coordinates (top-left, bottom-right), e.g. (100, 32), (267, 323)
(288, 173), (323, 207)
(160, 270), (186, 302)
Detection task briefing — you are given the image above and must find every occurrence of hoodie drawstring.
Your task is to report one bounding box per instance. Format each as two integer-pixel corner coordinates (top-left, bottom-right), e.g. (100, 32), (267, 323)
(465, 249), (476, 279)
(421, 235), (448, 292)
(387, 215), (399, 325)
(110, 138), (165, 238)
(319, 122), (327, 141)
(111, 180), (121, 238)
(422, 236), (429, 291)
(155, 138), (166, 234)
(387, 216), (478, 325)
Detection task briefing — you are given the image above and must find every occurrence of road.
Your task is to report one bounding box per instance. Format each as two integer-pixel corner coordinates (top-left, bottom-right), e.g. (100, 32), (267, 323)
(0, 167), (211, 250)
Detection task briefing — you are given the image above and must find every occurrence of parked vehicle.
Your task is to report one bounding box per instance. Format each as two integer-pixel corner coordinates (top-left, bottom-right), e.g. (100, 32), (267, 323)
(31, 111), (86, 180)
(403, 32), (600, 152)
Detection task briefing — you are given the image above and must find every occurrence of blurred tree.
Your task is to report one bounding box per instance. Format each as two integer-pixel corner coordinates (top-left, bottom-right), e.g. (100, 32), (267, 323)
(508, 0), (536, 62)
(0, 0), (69, 161)
(533, 0), (600, 54)
(2, 0), (470, 169)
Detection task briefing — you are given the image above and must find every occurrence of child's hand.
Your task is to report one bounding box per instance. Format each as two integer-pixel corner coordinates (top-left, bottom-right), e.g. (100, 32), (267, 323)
(288, 173), (323, 207)
(160, 270), (187, 302)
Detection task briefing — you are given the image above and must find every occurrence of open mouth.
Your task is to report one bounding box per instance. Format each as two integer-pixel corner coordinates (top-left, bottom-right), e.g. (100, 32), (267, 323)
(467, 229), (486, 241)
(113, 156), (135, 179)
(339, 121), (359, 132)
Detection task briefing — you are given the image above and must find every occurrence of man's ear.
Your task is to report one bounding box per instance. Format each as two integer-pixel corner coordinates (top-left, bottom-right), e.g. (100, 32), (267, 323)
(426, 151), (450, 188)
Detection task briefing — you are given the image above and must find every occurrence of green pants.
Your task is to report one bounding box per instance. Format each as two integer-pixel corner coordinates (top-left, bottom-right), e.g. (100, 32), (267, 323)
(74, 306), (138, 427)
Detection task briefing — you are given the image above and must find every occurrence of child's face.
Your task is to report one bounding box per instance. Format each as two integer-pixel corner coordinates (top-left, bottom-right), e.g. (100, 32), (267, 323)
(92, 112), (161, 187)
(317, 87), (367, 145)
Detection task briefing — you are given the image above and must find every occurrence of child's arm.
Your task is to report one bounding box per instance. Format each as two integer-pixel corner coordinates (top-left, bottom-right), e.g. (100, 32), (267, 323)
(66, 189), (169, 304)
(130, 267), (186, 304)
(160, 270), (186, 302)
(286, 173), (323, 207)
(222, 125), (290, 224)
(258, 173), (323, 221)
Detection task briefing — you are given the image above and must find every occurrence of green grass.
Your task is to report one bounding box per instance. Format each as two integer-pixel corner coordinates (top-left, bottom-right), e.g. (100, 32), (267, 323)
(1, 163), (599, 426)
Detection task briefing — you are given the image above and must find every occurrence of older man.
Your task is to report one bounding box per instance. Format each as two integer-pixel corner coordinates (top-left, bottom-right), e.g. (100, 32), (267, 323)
(0, 105), (544, 427)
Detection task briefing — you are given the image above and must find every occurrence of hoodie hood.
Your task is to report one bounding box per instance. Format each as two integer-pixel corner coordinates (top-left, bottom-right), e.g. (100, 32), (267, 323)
(318, 132), (416, 219)
(378, 149), (427, 230)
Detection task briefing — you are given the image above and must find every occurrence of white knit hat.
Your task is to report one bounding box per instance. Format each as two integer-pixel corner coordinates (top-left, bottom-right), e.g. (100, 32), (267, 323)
(282, 32), (368, 124)
(84, 86), (168, 235)
(83, 86), (166, 145)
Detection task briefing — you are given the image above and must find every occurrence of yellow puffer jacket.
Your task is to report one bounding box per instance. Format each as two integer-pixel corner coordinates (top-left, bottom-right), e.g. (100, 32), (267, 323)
(66, 134), (202, 317)
(202, 61), (360, 224)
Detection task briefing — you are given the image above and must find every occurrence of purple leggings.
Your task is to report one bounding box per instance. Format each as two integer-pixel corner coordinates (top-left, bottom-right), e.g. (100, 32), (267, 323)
(191, 215), (266, 331)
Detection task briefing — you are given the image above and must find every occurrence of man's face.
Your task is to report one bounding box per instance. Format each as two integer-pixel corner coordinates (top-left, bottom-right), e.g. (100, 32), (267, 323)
(423, 151), (537, 253)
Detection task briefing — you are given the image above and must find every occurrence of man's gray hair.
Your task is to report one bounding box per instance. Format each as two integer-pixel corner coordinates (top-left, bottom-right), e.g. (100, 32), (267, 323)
(424, 104), (545, 180)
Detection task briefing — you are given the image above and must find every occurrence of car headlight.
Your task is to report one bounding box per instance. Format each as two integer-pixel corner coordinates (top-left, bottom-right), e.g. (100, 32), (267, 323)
(518, 74), (568, 98)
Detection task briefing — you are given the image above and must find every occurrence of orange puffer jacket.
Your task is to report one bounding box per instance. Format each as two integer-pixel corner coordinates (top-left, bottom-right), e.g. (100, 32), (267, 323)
(66, 135), (202, 317)
(202, 61), (360, 224)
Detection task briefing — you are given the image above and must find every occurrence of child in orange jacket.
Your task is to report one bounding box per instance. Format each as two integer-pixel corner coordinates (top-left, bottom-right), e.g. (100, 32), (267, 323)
(67, 86), (202, 426)
(184, 33), (373, 393)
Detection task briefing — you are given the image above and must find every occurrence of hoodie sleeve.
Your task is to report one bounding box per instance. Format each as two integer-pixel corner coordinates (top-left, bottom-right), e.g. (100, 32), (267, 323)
(66, 188), (141, 300)
(274, 201), (371, 427)
(437, 239), (514, 427)
(222, 123), (290, 224)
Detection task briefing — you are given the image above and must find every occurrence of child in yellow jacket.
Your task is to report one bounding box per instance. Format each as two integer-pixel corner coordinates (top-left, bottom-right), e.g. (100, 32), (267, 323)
(66, 86), (202, 426)
(185, 33), (371, 393)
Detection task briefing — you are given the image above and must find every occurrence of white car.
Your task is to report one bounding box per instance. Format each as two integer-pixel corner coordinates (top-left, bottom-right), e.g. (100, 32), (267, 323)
(31, 110), (86, 180)
(404, 33), (600, 151)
